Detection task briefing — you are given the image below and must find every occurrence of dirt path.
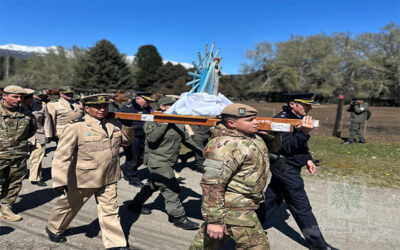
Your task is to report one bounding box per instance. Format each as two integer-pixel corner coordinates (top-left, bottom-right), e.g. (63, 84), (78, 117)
(1, 143), (399, 250)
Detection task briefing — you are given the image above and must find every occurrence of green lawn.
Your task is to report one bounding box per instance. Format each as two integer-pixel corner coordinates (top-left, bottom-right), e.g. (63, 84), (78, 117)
(304, 136), (400, 187)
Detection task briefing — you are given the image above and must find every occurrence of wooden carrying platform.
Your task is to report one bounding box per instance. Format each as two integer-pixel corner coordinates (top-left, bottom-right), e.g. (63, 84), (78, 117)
(110, 112), (320, 132)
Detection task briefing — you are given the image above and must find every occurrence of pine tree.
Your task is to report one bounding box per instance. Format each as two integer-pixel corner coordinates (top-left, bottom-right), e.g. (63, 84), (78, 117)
(75, 39), (133, 90)
(133, 45), (162, 90)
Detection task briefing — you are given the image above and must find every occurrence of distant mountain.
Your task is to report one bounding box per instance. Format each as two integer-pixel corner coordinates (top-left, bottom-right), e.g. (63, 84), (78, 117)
(0, 43), (193, 69)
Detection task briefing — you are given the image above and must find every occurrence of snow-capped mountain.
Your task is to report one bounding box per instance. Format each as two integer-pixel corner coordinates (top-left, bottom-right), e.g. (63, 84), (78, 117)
(0, 43), (193, 69)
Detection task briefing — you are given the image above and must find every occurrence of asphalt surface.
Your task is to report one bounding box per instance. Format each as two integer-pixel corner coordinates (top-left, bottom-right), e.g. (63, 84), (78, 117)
(1, 142), (399, 250)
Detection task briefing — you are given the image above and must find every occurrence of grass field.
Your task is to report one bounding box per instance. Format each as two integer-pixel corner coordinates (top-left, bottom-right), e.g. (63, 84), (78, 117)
(308, 136), (400, 187)
(244, 102), (400, 187)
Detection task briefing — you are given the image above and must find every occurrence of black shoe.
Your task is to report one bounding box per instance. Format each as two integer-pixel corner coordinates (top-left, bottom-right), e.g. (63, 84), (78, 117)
(129, 179), (144, 188)
(195, 168), (205, 174)
(359, 140), (366, 144)
(177, 177), (185, 183)
(310, 245), (339, 250)
(127, 204), (151, 215)
(45, 227), (67, 243)
(31, 180), (47, 186)
(106, 247), (129, 250)
(173, 216), (199, 230)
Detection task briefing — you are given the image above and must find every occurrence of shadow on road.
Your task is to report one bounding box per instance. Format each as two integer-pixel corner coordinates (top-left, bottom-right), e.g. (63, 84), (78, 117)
(14, 188), (58, 213)
(143, 181), (203, 221)
(0, 226), (15, 236)
(119, 202), (140, 241)
(65, 219), (101, 238)
(263, 203), (308, 248)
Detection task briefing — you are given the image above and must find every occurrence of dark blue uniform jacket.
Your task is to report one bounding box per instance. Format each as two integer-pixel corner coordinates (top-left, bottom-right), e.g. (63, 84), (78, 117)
(118, 100), (153, 138)
(275, 106), (312, 168)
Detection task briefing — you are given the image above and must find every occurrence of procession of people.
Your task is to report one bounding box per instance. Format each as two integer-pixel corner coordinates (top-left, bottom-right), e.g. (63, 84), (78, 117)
(0, 85), (341, 250)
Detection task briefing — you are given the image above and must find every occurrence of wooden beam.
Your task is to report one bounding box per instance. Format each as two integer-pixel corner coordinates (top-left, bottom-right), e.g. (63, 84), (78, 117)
(109, 112), (320, 132)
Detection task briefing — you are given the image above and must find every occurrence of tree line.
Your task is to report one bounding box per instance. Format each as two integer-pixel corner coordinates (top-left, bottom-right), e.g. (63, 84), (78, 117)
(0, 40), (192, 95)
(239, 22), (399, 105)
(0, 22), (399, 105)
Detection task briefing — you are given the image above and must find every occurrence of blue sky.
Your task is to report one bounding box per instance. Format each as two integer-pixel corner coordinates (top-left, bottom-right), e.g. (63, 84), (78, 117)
(0, 0), (399, 74)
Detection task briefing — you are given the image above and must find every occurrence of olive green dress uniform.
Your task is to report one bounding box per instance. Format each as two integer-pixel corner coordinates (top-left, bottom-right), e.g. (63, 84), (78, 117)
(28, 93), (54, 182)
(47, 89), (83, 138)
(134, 121), (202, 217)
(190, 104), (270, 250)
(0, 86), (37, 220)
(46, 94), (134, 249)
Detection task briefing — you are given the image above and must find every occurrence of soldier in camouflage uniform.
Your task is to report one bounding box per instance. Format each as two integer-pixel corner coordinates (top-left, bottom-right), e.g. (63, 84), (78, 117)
(190, 103), (270, 250)
(0, 85), (37, 222)
(344, 97), (370, 144)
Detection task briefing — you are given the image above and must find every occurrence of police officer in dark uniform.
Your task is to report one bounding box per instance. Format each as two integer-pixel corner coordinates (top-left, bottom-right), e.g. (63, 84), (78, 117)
(257, 93), (337, 250)
(118, 92), (155, 187)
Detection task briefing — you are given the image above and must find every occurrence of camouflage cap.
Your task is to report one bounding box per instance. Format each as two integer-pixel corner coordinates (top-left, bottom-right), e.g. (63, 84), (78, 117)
(59, 86), (74, 94)
(82, 94), (112, 105)
(220, 103), (258, 117)
(3, 85), (26, 95)
(157, 96), (176, 106)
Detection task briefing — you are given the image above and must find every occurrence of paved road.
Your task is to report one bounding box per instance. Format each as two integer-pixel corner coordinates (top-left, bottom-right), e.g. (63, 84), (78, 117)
(1, 143), (399, 250)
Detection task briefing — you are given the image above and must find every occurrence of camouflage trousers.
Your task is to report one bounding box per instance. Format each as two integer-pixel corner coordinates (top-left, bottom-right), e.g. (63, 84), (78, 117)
(348, 122), (365, 143)
(189, 210), (270, 250)
(0, 157), (27, 205)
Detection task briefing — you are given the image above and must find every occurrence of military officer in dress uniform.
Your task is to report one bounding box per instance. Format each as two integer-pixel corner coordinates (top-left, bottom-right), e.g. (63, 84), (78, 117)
(24, 90), (54, 186)
(45, 94), (134, 250)
(47, 86), (83, 140)
(256, 93), (337, 250)
(0, 85), (37, 222)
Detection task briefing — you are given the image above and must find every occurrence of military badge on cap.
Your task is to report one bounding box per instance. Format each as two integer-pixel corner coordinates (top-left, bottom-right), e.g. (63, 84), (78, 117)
(82, 94), (112, 105)
(220, 103), (258, 117)
(283, 92), (319, 105)
(59, 86), (74, 94)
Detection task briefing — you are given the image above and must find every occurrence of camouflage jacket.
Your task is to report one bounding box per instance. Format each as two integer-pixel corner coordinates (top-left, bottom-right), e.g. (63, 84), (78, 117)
(200, 123), (269, 224)
(347, 103), (369, 123)
(0, 103), (37, 159)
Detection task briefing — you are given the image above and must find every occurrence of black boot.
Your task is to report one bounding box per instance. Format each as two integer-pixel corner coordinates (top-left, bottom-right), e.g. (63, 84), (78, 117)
(45, 227), (67, 243)
(173, 216), (199, 230)
(129, 177), (144, 188)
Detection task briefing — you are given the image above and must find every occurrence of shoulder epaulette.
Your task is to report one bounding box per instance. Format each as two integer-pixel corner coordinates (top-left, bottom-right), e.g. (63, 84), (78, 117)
(280, 112), (286, 118)
(69, 117), (85, 124)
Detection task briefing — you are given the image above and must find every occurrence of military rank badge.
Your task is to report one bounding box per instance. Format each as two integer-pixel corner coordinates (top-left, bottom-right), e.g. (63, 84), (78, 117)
(238, 108), (246, 116)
